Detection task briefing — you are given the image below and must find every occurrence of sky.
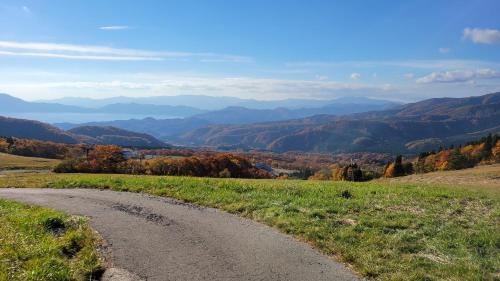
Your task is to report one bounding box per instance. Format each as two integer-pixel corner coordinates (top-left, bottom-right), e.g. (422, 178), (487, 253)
(0, 0), (500, 102)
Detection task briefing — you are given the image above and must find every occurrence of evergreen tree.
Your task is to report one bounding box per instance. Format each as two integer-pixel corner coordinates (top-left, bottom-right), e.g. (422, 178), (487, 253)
(447, 148), (469, 170)
(393, 155), (405, 177)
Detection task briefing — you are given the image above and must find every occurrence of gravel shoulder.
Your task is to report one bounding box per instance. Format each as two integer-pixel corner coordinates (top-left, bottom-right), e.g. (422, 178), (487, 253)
(0, 188), (360, 281)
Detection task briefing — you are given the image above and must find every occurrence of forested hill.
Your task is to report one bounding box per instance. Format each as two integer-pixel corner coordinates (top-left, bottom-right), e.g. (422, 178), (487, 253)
(68, 126), (167, 148)
(0, 116), (80, 144)
(181, 92), (500, 153)
(0, 116), (167, 148)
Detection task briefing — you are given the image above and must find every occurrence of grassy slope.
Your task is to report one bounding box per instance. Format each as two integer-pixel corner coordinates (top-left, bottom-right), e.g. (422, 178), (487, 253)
(0, 153), (60, 170)
(0, 172), (498, 280)
(0, 198), (103, 281)
(383, 164), (500, 193)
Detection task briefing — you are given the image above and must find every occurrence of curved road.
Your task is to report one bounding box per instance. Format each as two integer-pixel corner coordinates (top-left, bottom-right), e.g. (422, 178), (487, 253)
(0, 188), (360, 281)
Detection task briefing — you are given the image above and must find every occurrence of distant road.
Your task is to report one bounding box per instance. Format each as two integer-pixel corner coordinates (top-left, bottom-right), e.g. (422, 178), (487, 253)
(0, 188), (360, 281)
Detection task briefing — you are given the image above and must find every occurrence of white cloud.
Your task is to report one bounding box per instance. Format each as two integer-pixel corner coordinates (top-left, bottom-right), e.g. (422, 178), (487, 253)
(463, 28), (500, 45)
(350, 73), (361, 80)
(99, 26), (130, 30)
(0, 41), (252, 62)
(416, 68), (500, 84)
(0, 75), (394, 100)
(438, 47), (450, 54)
(404, 73), (415, 79)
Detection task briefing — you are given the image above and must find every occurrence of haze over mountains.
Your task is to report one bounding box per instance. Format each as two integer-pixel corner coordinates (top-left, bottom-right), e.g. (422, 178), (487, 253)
(37, 95), (400, 111)
(1, 92), (499, 153)
(1, 93), (400, 124)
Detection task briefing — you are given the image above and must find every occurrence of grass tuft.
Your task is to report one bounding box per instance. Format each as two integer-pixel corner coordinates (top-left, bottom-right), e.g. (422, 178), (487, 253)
(0, 198), (103, 281)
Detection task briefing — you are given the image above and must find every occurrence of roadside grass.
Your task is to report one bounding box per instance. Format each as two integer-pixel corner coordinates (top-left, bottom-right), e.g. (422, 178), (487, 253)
(0, 153), (60, 170)
(0, 172), (499, 280)
(0, 198), (103, 281)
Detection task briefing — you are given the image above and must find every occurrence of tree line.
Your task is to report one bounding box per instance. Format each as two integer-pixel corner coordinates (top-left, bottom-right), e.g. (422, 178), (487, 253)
(53, 145), (271, 179)
(0, 137), (84, 159)
(385, 134), (500, 177)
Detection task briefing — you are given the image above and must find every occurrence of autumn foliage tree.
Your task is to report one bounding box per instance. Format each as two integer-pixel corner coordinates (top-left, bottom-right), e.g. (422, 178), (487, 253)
(0, 137), (84, 159)
(54, 147), (271, 179)
(413, 134), (499, 174)
(384, 155), (413, 178)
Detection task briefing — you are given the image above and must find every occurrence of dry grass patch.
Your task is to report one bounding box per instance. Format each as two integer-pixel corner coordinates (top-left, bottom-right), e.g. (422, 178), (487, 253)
(0, 153), (60, 171)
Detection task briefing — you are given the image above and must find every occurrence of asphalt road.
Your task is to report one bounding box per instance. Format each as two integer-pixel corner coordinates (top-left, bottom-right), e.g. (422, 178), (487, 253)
(0, 188), (360, 281)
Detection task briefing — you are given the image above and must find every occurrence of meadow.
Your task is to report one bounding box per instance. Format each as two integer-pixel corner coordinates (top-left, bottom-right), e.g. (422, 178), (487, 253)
(0, 198), (103, 281)
(0, 170), (498, 280)
(0, 152), (60, 170)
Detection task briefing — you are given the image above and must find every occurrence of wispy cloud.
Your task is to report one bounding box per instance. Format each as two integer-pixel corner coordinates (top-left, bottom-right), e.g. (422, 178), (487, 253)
(0, 50), (162, 61)
(286, 59), (500, 70)
(416, 69), (500, 84)
(99, 25), (130, 30)
(0, 41), (252, 62)
(463, 28), (500, 45)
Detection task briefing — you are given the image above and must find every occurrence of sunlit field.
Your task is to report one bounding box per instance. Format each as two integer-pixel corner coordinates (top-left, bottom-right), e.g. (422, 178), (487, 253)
(1, 171), (498, 280)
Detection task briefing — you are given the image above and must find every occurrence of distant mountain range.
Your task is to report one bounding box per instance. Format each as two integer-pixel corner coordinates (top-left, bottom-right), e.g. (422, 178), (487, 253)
(1, 93), (400, 124)
(0, 116), (167, 148)
(180, 92), (500, 153)
(37, 95), (400, 110)
(0, 93), (205, 119)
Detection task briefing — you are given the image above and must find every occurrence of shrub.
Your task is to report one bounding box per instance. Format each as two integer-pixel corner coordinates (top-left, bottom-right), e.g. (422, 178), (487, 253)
(53, 158), (80, 173)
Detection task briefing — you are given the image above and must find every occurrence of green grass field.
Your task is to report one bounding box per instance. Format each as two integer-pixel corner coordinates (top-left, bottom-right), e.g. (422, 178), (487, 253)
(0, 198), (103, 281)
(0, 153), (60, 170)
(1, 171), (498, 280)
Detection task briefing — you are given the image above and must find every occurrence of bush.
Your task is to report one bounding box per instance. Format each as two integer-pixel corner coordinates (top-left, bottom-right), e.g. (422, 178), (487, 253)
(53, 158), (80, 173)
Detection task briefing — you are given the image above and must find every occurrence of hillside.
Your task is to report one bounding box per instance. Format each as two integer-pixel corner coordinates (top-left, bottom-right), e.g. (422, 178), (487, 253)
(181, 92), (500, 153)
(68, 126), (167, 148)
(383, 164), (500, 192)
(0, 116), (167, 148)
(0, 116), (80, 144)
(57, 117), (211, 140)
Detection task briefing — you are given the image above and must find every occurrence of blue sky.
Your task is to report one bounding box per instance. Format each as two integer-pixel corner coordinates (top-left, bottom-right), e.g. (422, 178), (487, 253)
(0, 0), (500, 101)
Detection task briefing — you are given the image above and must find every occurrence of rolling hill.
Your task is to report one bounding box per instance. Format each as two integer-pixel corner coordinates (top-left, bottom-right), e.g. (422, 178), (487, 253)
(180, 92), (500, 153)
(0, 116), (167, 148)
(0, 116), (80, 144)
(68, 126), (167, 148)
